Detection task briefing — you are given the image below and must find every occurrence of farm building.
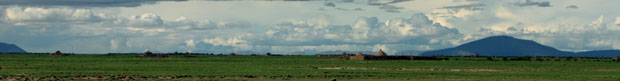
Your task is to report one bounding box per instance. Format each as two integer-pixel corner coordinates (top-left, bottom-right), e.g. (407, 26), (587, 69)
(51, 50), (68, 56)
(263, 52), (272, 56)
(376, 49), (387, 56)
(315, 53), (354, 57)
(349, 49), (439, 60)
(139, 51), (169, 57)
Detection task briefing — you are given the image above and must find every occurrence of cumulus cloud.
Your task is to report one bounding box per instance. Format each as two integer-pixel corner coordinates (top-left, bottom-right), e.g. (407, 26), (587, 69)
(5, 0), (620, 54)
(112, 13), (164, 27)
(219, 13), (462, 53)
(615, 17), (620, 26)
(427, 3), (485, 28)
(1, 7), (251, 30)
(202, 37), (246, 46)
(0, 0), (187, 7)
(0, 6), (253, 53)
(269, 13), (457, 45)
(474, 15), (620, 51)
(3, 7), (107, 25)
(110, 40), (118, 50)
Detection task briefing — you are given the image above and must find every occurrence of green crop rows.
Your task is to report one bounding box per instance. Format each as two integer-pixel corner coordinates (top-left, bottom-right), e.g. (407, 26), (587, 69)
(1, 54), (620, 81)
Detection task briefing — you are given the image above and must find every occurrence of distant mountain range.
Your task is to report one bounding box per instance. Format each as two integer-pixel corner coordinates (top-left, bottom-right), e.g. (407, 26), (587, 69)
(394, 50), (423, 56)
(3, 36), (619, 57)
(0, 42), (27, 53)
(575, 50), (620, 57)
(419, 36), (620, 57)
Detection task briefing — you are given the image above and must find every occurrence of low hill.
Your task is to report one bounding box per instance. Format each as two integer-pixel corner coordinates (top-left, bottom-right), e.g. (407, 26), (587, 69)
(421, 36), (573, 56)
(0, 42), (27, 53)
(576, 50), (620, 57)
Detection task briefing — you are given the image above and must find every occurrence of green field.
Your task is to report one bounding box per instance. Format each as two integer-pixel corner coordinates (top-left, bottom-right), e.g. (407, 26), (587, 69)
(1, 54), (620, 81)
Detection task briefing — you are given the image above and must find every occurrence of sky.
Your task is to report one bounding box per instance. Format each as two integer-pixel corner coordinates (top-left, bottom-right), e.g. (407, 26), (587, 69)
(1, 0), (620, 54)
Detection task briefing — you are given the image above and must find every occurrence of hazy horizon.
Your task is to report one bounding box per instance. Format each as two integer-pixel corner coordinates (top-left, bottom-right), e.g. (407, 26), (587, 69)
(2, 0), (620, 54)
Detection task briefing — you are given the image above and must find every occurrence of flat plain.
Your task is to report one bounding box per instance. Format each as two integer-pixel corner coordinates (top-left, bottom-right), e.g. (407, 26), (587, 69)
(1, 54), (619, 81)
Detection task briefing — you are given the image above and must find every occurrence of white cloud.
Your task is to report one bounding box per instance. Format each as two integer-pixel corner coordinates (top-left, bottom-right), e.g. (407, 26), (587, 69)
(2, 7), (251, 30)
(4, 0), (620, 54)
(252, 13), (459, 45)
(0, 0), (184, 7)
(201, 37), (246, 46)
(615, 16), (620, 26)
(0, 6), (253, 53)
(427, 4), (483, 28)
(184, 39), (196, 51)
(167, 16), (251, 30)
(219, 13), (463, 53)
(185, 40), (195, 48)
(3, 7), (107, 24)
(113, 13), (163, 27)
(110, 40), (118, 51)
(473, 15), (620, 51)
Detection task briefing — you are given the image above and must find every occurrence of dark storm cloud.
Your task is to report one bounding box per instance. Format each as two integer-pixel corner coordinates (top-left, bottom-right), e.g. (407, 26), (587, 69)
(324, 2), (336, 7)
(515, 0), (551, 7)
(387, 0), (411, 4)
(379, 5), (403, 13)
(0, 0), (187, 7)
(566, 5), (578, 9)
(354, 8), (363, 11)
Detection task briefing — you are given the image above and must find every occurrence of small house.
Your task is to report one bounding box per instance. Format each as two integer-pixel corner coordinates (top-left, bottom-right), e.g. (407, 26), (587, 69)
(51, 50), (68, 56)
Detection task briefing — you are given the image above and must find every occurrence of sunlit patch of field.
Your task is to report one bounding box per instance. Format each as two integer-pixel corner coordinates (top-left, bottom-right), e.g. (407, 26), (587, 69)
(0, 54), (619, 80)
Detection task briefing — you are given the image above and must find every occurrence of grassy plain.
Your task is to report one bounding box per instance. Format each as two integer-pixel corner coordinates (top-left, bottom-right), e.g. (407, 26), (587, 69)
(0, 54), (620, 80)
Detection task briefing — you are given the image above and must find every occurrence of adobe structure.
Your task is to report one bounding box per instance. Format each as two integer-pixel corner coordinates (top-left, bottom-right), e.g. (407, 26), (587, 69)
(263, 52), (272, 56)
(51, 50), (68, 56)
(376, 49), (387, 56)
(315, 53), (354, 57)
(348, 49), (439, 60)
(139, 51), (169, 57)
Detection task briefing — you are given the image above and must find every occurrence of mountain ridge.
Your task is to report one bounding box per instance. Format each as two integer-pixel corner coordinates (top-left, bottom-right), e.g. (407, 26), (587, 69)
(0, 42), (27, 53)
(419, 35), (620, 57)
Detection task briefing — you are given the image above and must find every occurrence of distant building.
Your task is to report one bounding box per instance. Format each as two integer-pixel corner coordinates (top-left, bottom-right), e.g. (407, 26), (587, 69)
(349, 49), (439, 60)
(264, 52), (271, 56)
(144, 51), (153, 54)
(375, 49), (387, 56)
(139, 50), (168, 57)
(350, 52), (366, 60)
(51, 50), (68, 56)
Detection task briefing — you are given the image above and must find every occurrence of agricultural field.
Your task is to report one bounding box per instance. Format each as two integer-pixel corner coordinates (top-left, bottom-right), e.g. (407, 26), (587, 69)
(1, 54), (620, 81)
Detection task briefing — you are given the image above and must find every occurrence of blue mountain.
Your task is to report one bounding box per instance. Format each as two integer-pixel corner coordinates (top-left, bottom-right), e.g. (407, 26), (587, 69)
(576, 50), (620, 57)
(0, 42), (27, 53)
(421, 36), (574, 56)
